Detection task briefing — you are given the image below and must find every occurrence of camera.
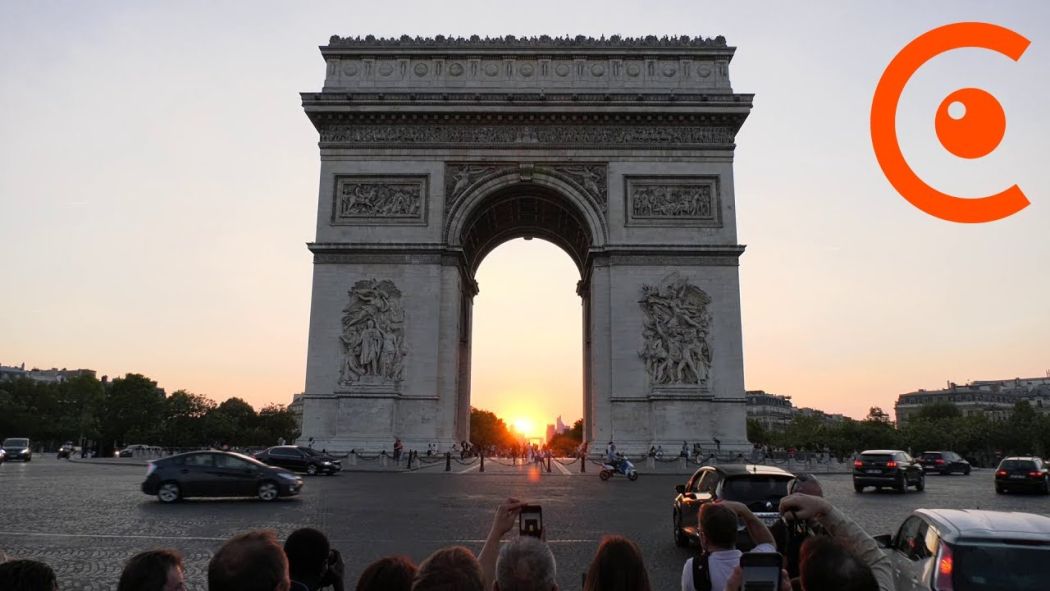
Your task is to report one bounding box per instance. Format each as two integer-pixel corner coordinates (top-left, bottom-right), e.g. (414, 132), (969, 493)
(518, 504), (543, 537)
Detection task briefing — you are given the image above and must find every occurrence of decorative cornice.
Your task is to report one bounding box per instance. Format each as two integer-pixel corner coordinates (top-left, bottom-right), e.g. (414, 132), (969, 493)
(325, 34), (729, 50)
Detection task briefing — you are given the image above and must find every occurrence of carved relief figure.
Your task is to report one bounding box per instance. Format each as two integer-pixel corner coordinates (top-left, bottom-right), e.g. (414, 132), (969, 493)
(632, 184), (713, 218)
(638, 273), (713, 386)
(335, 179), (423, 219)
(339, 279), (406, 386)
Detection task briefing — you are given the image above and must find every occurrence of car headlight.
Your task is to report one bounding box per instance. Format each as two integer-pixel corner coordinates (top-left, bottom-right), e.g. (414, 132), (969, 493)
(277, 472), (299, 481)
(322, 461), (332, 466)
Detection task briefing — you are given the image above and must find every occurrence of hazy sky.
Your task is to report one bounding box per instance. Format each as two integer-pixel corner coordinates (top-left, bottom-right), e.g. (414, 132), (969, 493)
(1, 1), (1047, 436)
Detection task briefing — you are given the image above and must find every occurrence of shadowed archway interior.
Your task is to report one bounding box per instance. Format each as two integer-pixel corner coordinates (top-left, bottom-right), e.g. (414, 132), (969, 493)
(459, 184), (593, 277)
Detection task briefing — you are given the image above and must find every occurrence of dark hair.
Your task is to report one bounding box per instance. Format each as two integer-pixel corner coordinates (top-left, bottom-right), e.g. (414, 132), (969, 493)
(800, 537), (878, 591)
(118, 549), (184, 591)
(411, 546), (483, 591)
(0, 559), (58, 591)
(582, 535), (651, 591)
(284, 528), (330, 579)
(208, 530), (288, 591)
(356, 556), (416, 591)
(699, 503), (738, 549)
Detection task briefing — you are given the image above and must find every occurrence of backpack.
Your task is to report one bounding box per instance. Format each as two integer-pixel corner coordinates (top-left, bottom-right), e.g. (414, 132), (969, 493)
(691, 552), (713, 591)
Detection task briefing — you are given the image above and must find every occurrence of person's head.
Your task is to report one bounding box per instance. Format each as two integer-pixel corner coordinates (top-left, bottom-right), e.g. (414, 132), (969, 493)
(118, 549), (185, 591)
(208, 530), (289, 591)
(283, 528), (330, 582)
(411, 546), (483, 591)
(789, 473), (824, 497)
(0, 559), (58, 591)
(495, 537), (558, 591)
(799, 537), (878, 591)
(582, 535), (651, 591)
(699, 503), (738, 551)
(356, 556), (416, 591)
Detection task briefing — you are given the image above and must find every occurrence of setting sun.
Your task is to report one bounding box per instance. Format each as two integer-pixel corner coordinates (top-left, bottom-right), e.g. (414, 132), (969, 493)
(512, 417), (534, 437)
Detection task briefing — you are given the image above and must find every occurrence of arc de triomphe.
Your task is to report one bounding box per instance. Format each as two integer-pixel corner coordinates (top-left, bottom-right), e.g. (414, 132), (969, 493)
(298, 35), (753, 454)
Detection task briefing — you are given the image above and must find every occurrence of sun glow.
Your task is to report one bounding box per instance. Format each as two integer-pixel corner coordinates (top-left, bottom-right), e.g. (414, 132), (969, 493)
(513, 417), (535, 437)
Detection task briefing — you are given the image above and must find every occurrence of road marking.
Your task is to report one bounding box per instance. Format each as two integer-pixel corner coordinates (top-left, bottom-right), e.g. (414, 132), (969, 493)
(553, 461), (572, 475)
(0, 531), (598, 545)
(457, 463), (480, 474)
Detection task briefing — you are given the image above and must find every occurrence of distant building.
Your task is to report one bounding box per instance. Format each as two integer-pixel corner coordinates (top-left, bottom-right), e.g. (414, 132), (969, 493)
(545, 424), (556, 443)
(895, 375), (1050, 426)
(745, 390), (796, 429)
(555, 415), (567, 435)
(0, 363), (95, 384)
(796, 407), (846, 423)
(288, 393), (305, 432)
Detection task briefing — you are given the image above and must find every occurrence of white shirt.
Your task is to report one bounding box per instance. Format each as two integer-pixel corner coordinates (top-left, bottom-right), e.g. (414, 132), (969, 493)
(680, 543), (776, 591)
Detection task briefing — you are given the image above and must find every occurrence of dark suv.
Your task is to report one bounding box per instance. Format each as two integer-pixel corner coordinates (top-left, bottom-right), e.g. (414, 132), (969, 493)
(918, 451), (971, 475)
(1, 438), (32, 462)
(853, 450), (924, 493)
(254, 446), (342, 475)
(995, 457), (1049, 495)
(672, 464), (795, 549)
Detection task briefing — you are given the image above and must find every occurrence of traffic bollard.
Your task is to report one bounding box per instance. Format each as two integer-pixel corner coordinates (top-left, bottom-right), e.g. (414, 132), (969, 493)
(480, 454), (485, 473)
(445, 451), (451, 472)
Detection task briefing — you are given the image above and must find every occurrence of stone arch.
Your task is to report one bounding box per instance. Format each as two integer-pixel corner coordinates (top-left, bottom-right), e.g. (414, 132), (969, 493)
(444, 168), (608, 275)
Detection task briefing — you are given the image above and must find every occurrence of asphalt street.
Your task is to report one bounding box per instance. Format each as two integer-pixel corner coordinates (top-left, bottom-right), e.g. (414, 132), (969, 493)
(1, 457), (1048, 590)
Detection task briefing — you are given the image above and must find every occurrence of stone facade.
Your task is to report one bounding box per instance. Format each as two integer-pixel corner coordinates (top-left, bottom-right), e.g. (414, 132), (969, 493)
(298, 35), (754, 454)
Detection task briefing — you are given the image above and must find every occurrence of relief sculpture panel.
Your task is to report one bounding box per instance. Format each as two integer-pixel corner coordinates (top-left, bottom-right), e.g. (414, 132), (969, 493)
(332, 175), (427, 225)
(639, 273), (713, 390)
(339, 279), (406, 390)
(625, 176), (721, 227)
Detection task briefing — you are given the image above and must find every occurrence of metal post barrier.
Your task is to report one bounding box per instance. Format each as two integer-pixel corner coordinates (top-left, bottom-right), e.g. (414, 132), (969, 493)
(480, 454), (485, 473)
(581, 453), (586, 473)
(546, 453), (551, 473)
(350, 451), (357, 466)
(445, 452), (451, 472)
(680, 456), (687, 470)
(381, 450), (388, 468)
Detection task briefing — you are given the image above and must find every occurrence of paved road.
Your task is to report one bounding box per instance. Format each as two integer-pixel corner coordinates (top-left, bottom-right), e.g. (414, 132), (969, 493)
(1, 457), (1047, 590)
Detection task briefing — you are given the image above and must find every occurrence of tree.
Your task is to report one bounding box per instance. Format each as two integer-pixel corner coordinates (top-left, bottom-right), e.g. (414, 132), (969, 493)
(746, 419), (768, 445)
(103, 374), (165, 449)
(469, 407), (514, 450)
(203, 397), (258, 445)
(866, 407), (892, 424)
(255, 403), (299, 445)
(162, 390), (215, 448)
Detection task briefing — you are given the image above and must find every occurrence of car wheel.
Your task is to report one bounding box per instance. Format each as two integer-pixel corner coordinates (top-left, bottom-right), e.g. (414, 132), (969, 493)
(257, 481), (280, 502)
(995, 485), (1004, 494)
(306, 464), (318, 476)
(964, 467), (971, 475)
(673, 511), (690, 547)
(157, 482), (181, 503)
(895, 473), (906, 493)
(915, 473), (925, 492)
(599, 470), (611, 481)
(853, 481), (864, 493)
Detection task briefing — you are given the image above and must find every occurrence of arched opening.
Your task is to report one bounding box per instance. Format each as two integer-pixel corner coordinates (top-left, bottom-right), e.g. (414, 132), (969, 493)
(455, 183), (596, 447)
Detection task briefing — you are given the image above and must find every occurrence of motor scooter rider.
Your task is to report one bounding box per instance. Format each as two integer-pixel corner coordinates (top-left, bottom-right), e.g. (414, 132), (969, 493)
(605, 441), (626, 473)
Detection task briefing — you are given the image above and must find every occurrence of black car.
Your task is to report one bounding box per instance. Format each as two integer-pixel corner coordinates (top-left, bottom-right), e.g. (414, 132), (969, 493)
(918, 451), (971, 475)
(853, 449), (924, 493)
(995, 457), (1050, 494)
(141, 450), (303, 503)
(672, 464), (795, 549)
(254, 446), (342, 475)
(2, 437), (32, 462)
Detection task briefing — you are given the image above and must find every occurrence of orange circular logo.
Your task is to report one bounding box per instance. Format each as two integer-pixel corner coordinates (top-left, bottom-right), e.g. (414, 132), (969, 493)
(870, 22), (1030, 223)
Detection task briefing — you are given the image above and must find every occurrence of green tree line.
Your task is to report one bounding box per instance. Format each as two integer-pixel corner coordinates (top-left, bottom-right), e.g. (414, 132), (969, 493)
(747, 402), (1050, 467)
(0, 373), (299, 454)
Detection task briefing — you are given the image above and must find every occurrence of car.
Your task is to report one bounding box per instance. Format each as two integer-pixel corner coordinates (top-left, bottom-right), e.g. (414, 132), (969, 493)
(57, 442), (76, 459)
(995, 457), (1050, 495)
(141, 450), (302, 503)
(1, 437), (32, 462)
(253, 445), (342, 475)
(875, 509), (1050, 590)
(672, 464), (795, 549)
(852, 449), (924, 493)
(918, 450), (971, 475)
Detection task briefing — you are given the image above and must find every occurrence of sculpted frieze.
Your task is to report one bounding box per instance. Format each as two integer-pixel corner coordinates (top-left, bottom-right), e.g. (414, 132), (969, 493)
(444, 163), (608, 212)
(339, 279), (406, 388)
(332, 176), (427, 225)
(326, 34), (729, 49)
(322, 125), (735, 148)
(639, 273), (713, 387)
(626, 176), (721, 227)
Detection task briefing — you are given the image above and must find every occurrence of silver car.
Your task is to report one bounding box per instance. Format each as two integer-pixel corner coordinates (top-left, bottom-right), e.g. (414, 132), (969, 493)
(876, 509), (1050, 590)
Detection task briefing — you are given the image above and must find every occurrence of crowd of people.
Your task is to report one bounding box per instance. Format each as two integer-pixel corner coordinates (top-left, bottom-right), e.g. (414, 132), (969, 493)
(0, 474), (890, 591)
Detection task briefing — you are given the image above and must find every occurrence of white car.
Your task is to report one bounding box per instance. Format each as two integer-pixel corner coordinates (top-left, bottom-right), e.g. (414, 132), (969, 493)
(876, 509), (1050, 590)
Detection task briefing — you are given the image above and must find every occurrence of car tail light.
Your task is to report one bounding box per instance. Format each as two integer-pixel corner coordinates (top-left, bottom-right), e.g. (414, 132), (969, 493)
(934, 543), (954, 591)
(145, 462), (156, 477)
(935, 459), (945, 464)
(996, 469), (1008, 478)
(1030, 471), (1044, 479)
(886, 460), (897, 468)
(853, 460), (863, 468)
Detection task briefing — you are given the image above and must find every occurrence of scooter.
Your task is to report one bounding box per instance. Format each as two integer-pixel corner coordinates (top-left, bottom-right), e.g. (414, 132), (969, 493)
(599, 455), (639, 481)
